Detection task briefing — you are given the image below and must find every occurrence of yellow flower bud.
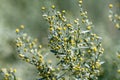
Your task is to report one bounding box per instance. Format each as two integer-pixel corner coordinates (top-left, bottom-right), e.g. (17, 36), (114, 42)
(66, 24), (72, 27)
(88, 50), (91, 53)
(49, 27), (54, 31)
(39, 45), (42, 48)
(87, 26), (91, 30)
(26, 59), (30, 62)
(19, 54), (24, 58)
(20, 25), (24, 29)
(115, 23), (120, 29)
(13, 69), (16, 73)
(109, 4), (113, 8)
(74, 20), (78, 24)
(117, 54), (120, 58)
(57, 27), (62, 31)
(63, 27), (66, 30)
(16, 29), (19, 33)
(62, 10), (66, 13)
(5, 73), (9, 77)
(24, 48), (27, 52)
(16, 43), (20, 47)
(93, 47), (97, 52)
(41, 6), (46, 10)
(51, 5), (55, 9)
(117, 69), (120, 73)
(82, 19), (85, 23)
(79, 0), (83, 4)
(96, 62), (101, 68)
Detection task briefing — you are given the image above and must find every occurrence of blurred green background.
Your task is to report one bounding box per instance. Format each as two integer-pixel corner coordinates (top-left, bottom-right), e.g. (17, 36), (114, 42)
(0, 0), (120, 80)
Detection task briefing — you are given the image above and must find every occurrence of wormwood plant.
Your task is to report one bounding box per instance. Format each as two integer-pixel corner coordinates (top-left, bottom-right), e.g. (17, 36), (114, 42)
(0, 0), (119, 80)
(15, 0), (104, 80)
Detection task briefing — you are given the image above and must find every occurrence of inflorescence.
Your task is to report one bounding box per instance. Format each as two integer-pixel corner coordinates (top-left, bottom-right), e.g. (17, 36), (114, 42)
(15, 0), (104, 80)
(109, 4), (120, 30)
(0, 68), (16, 80)
(109, 3), (120, 74)
(41, 0), (104, 79)
(16, 25), (60, 80)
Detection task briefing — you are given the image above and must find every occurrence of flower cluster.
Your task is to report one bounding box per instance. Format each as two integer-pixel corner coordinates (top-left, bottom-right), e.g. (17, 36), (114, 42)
(41, 0), (104, 79)
(0, 68), (16, 80)
(15, 0), (104, 80)
(109, 4), (120, 30)
(16, 25), (61, 80)
(109, 4), (120, 74)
